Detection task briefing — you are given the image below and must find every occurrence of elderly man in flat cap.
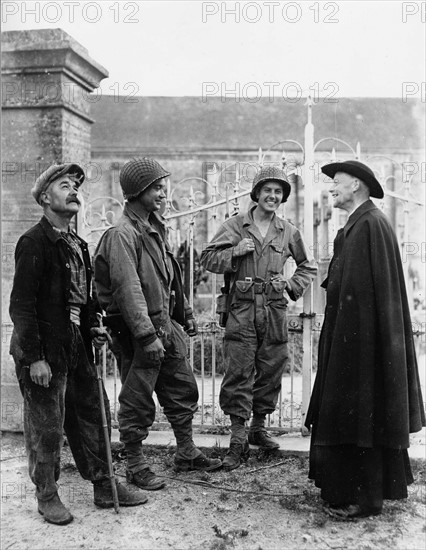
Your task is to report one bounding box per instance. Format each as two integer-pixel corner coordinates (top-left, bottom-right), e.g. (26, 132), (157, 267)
(305, 160), (425, 520)
(201, 165), (317, 470)
(9, 164), (148, 526)
(94, 158), (221, 490)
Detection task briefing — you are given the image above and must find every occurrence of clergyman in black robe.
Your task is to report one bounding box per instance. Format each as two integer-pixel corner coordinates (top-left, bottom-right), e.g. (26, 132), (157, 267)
(305, 160), (425, 520)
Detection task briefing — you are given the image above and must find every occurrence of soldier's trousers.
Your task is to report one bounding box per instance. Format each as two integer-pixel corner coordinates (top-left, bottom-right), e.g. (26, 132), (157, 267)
(220, 295), (290, 420)
(113, 318), (199, 445)
(17, 324), (111, 501)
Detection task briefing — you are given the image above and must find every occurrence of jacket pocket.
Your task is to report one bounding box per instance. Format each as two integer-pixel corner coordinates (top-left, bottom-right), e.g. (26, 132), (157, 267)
(164, 319), (187, 359)
(38, 321), (70, 371)
(225, 302), (253, 342)
(224, 281), (255, 341)
(269, 242), (286, 273)
(266, 279), (287, 301)
(266, 298), (288, 344)
(234, 280), (255, 301)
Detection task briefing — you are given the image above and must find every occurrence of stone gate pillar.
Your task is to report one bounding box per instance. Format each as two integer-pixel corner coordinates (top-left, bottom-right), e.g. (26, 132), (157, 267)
(1, 29), (108, 431)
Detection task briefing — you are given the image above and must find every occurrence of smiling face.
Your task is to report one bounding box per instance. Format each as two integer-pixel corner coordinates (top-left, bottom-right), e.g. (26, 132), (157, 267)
(329, 171), (357, 212)
(138, 177), (167, 214)
(255, 181), (284, 213)
(41, 176), (81, 216)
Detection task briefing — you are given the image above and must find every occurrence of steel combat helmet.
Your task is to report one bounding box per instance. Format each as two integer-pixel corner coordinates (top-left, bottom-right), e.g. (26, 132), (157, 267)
(250, 165), (291, 203)
(119, 158), (171, 200)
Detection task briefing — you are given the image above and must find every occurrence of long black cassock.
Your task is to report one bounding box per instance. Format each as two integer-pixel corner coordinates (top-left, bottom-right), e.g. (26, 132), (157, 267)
(305, 199), (425, 510)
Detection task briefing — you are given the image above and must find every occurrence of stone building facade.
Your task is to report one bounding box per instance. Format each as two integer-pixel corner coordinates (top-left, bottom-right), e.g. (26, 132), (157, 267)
(1, 28), (424, 431)
(1, 29), (108, 430)
(87, 95), (425, 302)
(88, 94), (425, 242)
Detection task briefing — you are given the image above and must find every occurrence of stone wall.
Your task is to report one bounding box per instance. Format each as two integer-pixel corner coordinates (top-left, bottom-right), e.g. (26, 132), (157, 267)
(1, 29), (108, 431)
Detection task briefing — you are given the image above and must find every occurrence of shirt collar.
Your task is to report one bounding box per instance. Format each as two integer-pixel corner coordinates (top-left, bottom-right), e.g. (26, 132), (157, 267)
(125, 203), (166, 233)
(243, 206), (285, 231)
(40, 216), (68, 243)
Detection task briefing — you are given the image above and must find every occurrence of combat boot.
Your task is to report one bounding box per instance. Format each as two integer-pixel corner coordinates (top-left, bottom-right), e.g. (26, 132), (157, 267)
(222, 440), (250, 471)
(248, 428), (280, 450)
(93, 477), (148, 508)
(37, 493), (73, 525)
(174, 452), (222, 472)
(173, 423), (222, 472)
(126, 467), (166, 490)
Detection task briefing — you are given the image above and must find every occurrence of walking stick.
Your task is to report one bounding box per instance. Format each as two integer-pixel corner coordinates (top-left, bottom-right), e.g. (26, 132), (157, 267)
(95, 319), (120, 513)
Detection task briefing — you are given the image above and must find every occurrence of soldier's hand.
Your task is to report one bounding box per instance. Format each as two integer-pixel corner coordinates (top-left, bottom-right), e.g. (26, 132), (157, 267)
(143, 338), (165, 362)
(185, 318), (198, 337)
(270, 274), (287, 286)
(270, 274), (290, 293)
(90, 326), (113, 349)
(30, 360), (52, 387)
(234, 238), (255, 257)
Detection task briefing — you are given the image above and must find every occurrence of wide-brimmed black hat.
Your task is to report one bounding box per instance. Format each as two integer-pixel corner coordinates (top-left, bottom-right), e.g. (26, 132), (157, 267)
(250, 165), (291, 203)
(321, 160), (384, 199)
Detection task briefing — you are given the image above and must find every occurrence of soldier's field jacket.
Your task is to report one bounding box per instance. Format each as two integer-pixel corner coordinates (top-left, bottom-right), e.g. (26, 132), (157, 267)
(94, 204), (193, 346)
(201, 207), (317, 302)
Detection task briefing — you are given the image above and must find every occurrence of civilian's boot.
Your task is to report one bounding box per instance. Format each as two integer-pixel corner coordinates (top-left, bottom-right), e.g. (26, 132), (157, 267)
(38, 493), (73, 525)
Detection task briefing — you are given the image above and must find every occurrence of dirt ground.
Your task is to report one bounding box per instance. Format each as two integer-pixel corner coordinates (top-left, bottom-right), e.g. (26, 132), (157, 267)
(1, 432), (425, 550)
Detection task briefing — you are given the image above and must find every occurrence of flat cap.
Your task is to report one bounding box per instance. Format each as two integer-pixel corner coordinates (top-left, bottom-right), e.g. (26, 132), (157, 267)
(31, 163), (85, 204)
(251, 165), (291, 203)
(120, 158), (171, 200)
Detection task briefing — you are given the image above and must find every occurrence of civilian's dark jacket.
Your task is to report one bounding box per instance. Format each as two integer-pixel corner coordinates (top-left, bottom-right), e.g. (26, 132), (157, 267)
(9, 216), (98, 375)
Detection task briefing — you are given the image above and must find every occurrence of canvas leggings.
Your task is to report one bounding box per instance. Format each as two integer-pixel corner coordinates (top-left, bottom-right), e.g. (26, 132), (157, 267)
(18, 324), (111, 501)
(220, 291), (290, 420)
(114, 318), (199, 448)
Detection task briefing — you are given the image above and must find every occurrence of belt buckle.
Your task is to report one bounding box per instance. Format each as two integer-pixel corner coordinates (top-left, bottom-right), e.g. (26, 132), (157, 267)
(254, 282), (264, 294)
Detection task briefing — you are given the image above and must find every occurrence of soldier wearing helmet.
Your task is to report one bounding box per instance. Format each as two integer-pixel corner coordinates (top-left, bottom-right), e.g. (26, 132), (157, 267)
(201, 164), (317, 470)
(94, 158), (221, 490)
(9, 163), (148, 525)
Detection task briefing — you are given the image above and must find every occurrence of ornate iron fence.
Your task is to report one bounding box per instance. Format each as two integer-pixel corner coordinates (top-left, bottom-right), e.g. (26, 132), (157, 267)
(81, 98), (424, 433)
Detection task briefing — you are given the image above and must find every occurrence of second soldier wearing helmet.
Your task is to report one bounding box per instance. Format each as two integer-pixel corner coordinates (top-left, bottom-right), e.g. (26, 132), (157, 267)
(201, 165), (317, 469)
(94, 158), (221, 490)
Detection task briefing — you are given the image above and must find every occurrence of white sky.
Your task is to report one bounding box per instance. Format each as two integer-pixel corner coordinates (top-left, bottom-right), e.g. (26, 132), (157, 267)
(2, 0), (425, 98)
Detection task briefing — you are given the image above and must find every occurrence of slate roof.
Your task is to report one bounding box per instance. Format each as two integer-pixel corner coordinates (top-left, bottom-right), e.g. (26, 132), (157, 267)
(91, 96), (424, 154)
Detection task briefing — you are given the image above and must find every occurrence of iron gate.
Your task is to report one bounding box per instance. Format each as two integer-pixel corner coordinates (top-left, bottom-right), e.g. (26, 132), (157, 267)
(81, 98), (424, 433)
